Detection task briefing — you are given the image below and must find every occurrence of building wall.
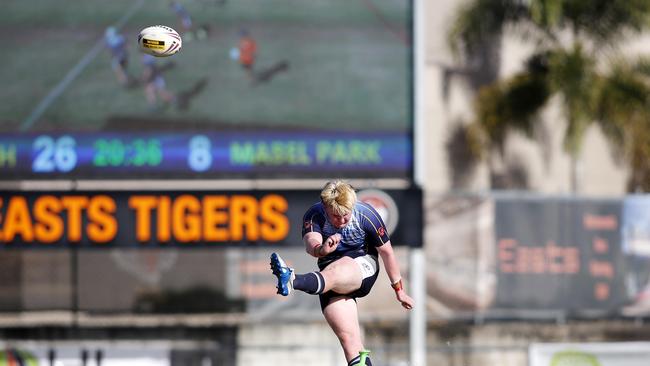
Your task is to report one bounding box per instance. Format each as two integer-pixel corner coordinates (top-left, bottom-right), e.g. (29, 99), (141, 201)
(411, 2), (650, 365)
(416, 0), (641, 196)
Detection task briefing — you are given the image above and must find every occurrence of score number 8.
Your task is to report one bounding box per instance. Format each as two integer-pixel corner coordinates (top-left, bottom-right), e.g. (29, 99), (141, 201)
(188, 135), (212, 172)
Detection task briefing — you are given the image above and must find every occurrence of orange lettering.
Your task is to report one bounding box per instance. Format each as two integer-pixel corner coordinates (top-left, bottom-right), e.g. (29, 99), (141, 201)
(594, 282), (610, 300)
(87, 195), (117, 243)
(3, 196), (34, 242)
(0, 198), (3, 241)
(498, 239), (517, 273)
(546, 241), (565, 273)
(583, 214), (617, 230)
(173, 195), (201, 242)
(260, 194), (289, 242)
(530, 247), (545, 273)
(33, 195), (63, 243)
(592, 237), (609, 253)
(230, 195), (259, 241)
(203, 195), (229, 241)
(129, 196), (157, 242)
(565, 248), (580, 273)
(61, 196), (89, 242)
(515, 245), (528, 273)
(157, 195), (171, 242)
(590, 260), (614, 279)
(498, 239), (581, 274)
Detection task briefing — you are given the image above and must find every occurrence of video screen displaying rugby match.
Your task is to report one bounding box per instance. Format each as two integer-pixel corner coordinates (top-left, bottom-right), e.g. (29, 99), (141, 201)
(1, 0), (412, 180)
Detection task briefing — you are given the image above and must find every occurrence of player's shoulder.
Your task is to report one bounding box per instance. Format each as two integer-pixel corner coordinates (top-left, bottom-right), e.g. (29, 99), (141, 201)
(303, 202), (327, 232)
(304, 202), (325, 217)
(355, 201), (379, 215)
(354, 201), (385, 225)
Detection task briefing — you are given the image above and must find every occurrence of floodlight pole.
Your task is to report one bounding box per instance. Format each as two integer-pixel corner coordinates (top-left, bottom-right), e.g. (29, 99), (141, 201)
(409, 247), (426, 366)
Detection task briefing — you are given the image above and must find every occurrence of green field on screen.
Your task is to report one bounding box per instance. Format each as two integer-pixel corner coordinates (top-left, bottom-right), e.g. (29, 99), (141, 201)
(1, 0), (410, 132)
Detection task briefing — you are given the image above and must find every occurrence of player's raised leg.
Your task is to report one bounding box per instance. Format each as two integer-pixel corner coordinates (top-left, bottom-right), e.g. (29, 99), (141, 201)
(270, 252), (295, 296)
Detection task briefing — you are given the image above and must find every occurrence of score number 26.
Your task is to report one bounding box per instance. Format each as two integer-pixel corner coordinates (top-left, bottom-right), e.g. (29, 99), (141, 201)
(32, 135), (77, 173)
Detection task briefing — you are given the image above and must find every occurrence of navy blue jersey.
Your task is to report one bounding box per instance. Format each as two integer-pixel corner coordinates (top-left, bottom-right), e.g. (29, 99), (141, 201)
(302, 201), (390, 265)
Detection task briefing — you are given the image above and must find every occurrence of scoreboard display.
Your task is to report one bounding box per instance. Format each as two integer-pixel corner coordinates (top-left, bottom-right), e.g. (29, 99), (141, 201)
(4, 1), (412, 182)
(0, 189), (423, 247)
(0, 130), (411, 179)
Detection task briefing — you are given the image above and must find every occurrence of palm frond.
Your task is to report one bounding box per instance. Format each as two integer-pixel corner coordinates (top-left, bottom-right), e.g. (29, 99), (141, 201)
(597, 60), (650, 161)
(530, 0), (563, 28)
(447, 0), (528, 57)
(545, 46), (599, 154)
(563, 0), (650, 45)
(632, 56), (650, 77)
(474, 67), (551, 153)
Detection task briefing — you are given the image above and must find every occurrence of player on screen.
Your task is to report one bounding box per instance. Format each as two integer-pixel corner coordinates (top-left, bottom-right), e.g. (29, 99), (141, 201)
(169, 1), (194, 40)
(237, 29), (257, 83)
(141, 54), (177, 111)
(104, 27), (131, 87)
(270, 180), (414, 366)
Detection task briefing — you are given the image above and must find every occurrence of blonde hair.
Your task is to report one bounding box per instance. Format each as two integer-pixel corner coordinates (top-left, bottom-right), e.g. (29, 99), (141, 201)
(320, 180), (357, 215)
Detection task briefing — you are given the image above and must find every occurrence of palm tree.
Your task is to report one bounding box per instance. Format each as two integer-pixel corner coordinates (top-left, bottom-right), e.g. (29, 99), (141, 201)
(597, 57), (650, 192)
(448, 0), (650, 192)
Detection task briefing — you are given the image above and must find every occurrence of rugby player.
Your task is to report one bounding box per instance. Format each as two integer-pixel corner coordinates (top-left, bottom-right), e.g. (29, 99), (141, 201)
(271, 180), (414, 366)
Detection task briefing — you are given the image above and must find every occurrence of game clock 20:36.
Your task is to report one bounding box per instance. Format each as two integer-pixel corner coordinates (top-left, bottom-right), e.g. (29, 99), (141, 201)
(93, 138), (162, 168)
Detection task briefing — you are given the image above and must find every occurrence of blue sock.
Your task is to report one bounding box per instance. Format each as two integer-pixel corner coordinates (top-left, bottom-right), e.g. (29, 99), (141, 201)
(348, 355), (372, 366)
(293, 272), (325, 294)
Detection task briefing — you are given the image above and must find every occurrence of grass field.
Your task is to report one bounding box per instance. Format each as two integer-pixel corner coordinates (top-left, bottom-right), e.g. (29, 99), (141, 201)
(1, 0), (410, 132)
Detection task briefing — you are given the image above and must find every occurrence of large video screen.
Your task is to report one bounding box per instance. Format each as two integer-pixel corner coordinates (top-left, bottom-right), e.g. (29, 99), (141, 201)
(1, 0), (412, 180)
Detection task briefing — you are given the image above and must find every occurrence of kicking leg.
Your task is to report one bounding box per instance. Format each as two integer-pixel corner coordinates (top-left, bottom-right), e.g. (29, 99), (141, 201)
(293, 256), (362, 295)
(270, 252), (295, 296)
(323, 296), (368, 364)
(320, 256), (362, 294)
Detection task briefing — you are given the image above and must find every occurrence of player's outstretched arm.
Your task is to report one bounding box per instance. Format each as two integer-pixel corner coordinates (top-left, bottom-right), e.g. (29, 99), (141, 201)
(377, 240), (414, 310)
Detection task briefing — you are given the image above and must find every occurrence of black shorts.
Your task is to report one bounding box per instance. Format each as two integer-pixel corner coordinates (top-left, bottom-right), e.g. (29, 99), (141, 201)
(317, 251), (379, 311)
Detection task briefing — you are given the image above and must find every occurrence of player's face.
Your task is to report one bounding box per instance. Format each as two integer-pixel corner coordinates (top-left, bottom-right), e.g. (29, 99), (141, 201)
(324, 206), (352, 228)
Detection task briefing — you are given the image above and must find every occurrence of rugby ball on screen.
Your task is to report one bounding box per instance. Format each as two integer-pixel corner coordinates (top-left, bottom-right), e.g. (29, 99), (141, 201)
(138, 25), (182, 57)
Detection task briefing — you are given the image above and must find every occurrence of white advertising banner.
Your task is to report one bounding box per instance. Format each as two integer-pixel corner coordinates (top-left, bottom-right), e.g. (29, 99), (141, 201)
(0, 341), (172, 366)
(529, 342), (650, 366)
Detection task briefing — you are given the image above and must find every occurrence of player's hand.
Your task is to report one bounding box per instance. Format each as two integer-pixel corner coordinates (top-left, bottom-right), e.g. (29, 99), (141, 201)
(396, 290), (414, 310)
(321, 233), (342, 254)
